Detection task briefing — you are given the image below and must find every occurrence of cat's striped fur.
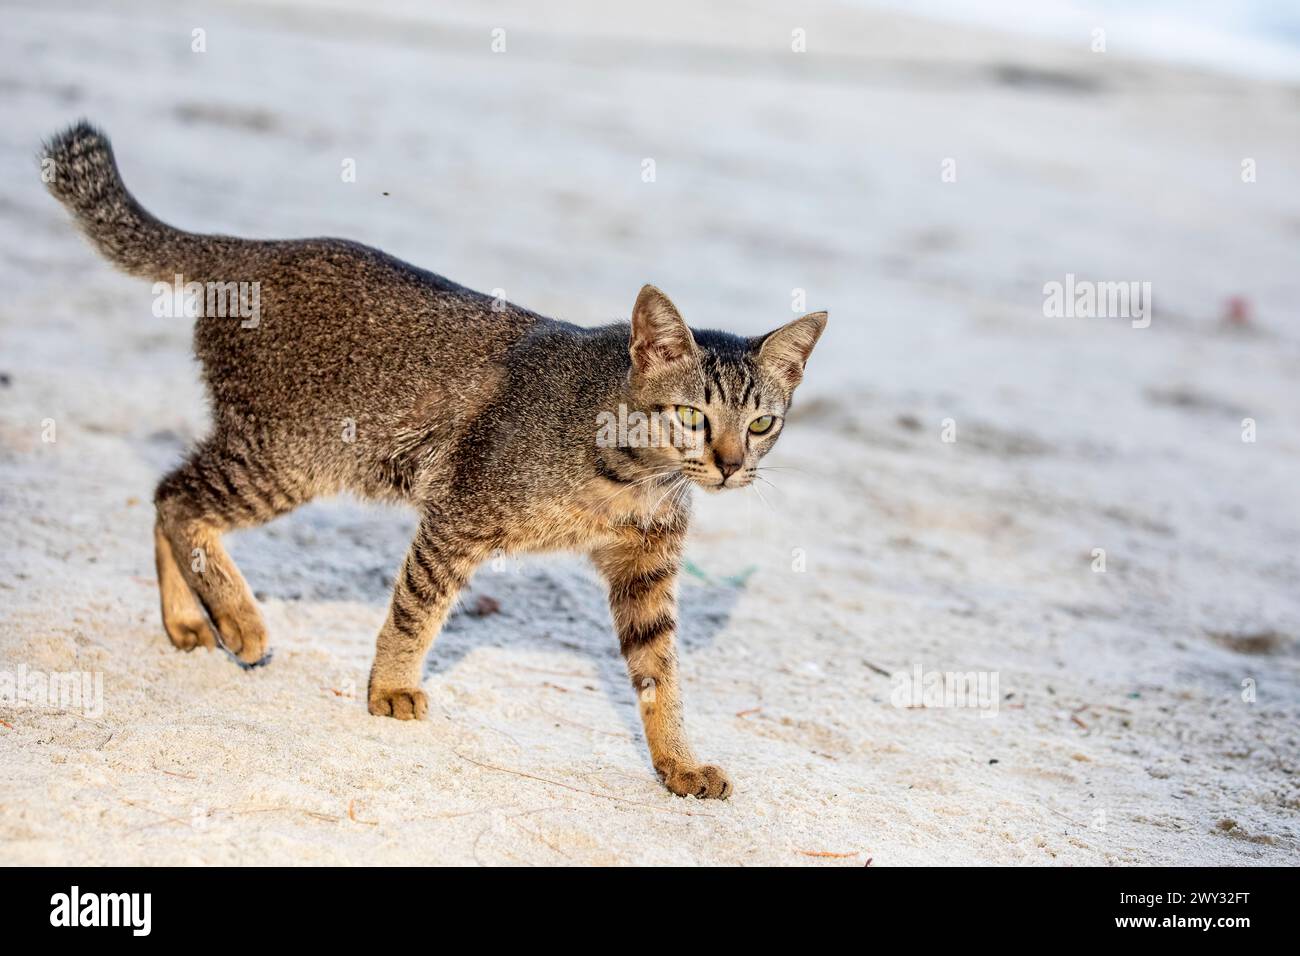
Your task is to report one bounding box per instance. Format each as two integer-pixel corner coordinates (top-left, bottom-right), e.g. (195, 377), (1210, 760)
(43, 121), (826, 799)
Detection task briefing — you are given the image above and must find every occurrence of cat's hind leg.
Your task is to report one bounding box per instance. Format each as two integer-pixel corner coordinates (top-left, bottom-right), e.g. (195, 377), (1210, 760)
(154, 519), (217, 651)
(153, 435), (312, 665)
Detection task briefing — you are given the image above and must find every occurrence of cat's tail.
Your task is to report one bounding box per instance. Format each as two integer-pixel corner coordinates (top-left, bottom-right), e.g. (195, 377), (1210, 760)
(42, 120), (233, 282)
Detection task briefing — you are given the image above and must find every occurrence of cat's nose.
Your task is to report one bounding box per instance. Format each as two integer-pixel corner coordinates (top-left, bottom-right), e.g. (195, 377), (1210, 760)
(716, 457), (743, 480)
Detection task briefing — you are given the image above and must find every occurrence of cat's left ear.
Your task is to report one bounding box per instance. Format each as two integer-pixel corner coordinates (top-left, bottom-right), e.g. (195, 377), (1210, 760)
(630, 284), (697, 376)
(756, 312), (827, 390)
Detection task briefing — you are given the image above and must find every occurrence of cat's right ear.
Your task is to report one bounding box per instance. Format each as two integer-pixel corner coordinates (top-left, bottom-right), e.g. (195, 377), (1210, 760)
(755, 311), (827, 391)
(630, 284), (696, 375)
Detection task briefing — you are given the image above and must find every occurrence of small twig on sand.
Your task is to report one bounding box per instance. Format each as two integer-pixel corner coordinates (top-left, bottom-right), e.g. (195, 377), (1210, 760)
(220, 806), (342, 823)
(508, 810), (571, 860)
(735, 706), (762, 718)
(120, 798), (192, 831)
(348, 798), (378, 825)
(453, 751), (701, 817)
(511, 663), (595, 679)
(538, 706), (632, 739)
(1046, 805), (1086, 828)
(798, 849), (858, 859)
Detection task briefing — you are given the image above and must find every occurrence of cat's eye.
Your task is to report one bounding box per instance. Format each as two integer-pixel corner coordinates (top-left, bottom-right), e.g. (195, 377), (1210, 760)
(676, 405), (706, 429)
(748, 415), (776, 434)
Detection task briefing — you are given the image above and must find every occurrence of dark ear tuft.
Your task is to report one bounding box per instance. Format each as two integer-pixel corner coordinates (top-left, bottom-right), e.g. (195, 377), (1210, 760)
(756, 312), (827, 390)
(630, 284), (696, 375)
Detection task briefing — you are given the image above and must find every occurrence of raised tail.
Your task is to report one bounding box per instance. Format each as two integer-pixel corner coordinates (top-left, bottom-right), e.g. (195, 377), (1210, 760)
(42, 120), (230, 281)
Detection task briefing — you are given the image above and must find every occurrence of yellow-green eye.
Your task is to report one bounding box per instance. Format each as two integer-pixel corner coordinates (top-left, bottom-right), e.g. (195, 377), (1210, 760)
(748, 415), (776, 434)
(676, 405), (705, 429)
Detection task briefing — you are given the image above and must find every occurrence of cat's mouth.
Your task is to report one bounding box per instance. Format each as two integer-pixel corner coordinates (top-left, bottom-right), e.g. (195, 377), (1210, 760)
(689, 474), (749, 492)
(680, 462), (751, 491)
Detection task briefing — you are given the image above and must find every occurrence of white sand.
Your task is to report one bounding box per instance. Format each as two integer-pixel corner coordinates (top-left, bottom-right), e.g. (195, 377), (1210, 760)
(1, 0), (1298, 865)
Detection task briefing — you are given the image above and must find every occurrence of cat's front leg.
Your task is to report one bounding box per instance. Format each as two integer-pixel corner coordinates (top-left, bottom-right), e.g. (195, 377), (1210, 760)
(368, 511), (482, 719)
(592, 527), (732, 799)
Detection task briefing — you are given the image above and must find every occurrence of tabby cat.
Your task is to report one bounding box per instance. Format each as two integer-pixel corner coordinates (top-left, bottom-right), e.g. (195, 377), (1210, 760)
(43, 121), (826, 799)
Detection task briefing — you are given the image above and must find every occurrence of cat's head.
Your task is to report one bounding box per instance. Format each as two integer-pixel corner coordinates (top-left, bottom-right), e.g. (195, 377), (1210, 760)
(624, 284), (826, 491)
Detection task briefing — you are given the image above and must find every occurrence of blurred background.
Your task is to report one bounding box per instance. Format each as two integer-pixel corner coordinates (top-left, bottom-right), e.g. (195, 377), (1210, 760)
(1, 0), (1297, 864)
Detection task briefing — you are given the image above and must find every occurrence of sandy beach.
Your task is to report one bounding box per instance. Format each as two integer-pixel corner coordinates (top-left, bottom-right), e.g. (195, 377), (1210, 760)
(1, 0), (1298, 865)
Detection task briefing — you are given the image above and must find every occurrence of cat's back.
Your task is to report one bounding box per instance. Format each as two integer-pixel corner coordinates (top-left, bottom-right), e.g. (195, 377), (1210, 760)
(193, 236), (541, 422)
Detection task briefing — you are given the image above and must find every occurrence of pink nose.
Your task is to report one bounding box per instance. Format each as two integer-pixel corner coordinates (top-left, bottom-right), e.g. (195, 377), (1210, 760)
(716, 455), (743, 479)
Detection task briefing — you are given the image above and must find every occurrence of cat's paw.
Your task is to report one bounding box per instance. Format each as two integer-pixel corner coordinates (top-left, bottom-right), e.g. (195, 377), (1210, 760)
(368, 687), (428, 720)
(162, 611), (217, 652)
(661, 762), (732, 800)
(212, 612), (269, 666)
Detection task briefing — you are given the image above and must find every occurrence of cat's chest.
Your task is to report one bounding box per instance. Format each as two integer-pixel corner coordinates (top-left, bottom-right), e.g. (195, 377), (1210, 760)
(512, 477), (686, 552)
(577, 476), (686, 525)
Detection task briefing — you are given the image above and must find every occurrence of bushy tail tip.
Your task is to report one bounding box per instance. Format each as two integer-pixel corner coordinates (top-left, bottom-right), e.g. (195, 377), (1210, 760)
(41, 120), (182, 279)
